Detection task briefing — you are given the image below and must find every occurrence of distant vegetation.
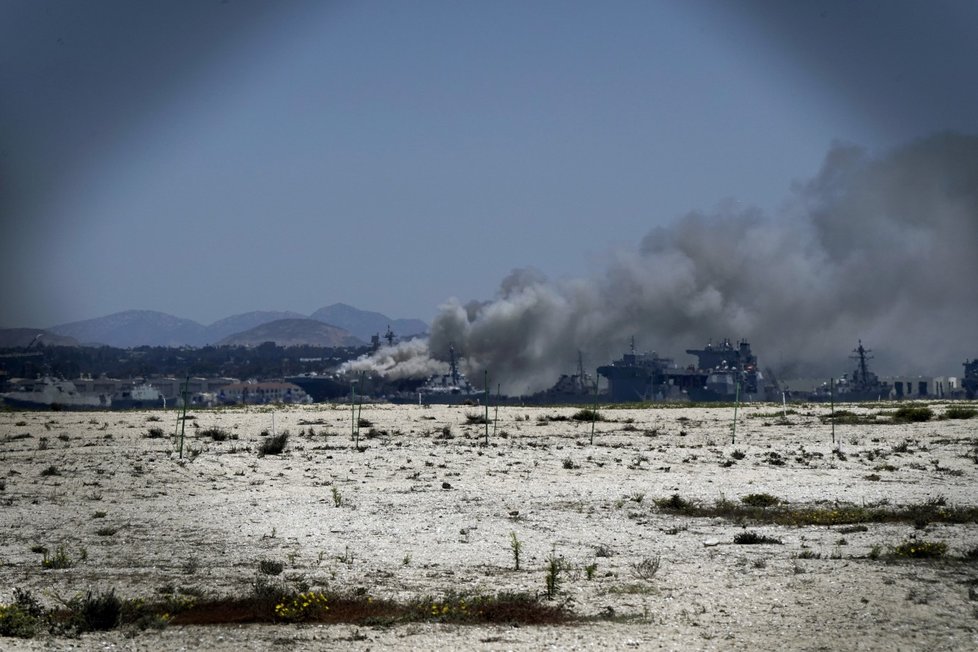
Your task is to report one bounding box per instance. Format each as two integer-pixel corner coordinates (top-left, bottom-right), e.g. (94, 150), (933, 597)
(0, 342), (368, 382)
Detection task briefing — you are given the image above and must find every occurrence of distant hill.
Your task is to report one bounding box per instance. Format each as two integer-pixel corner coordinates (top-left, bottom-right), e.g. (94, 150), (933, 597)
(0, 328), (79, 348)
(44, 304), (427, 348)
(217, 319), (363, 348)
(310, 303), (428, 342)
(49, 310), (209, 347)
(205, 310), (306, 342)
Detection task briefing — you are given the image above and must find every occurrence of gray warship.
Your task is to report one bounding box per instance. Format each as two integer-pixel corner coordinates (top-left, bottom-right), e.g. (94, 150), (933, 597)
(814, 341), (891, 402)
(963, 358), (978, 399)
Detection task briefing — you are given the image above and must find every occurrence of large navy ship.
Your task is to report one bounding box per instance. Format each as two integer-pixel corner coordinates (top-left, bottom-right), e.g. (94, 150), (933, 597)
(597, 339), (706, 402)
(0, 377), (110, 410)
(597, 337), (769, 403)
(813, 341), (891, 402)
(685, 339), (763, 402)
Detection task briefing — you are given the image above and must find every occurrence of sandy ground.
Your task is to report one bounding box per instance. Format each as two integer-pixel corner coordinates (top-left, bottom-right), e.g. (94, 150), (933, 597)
(1, 401), (977, 650)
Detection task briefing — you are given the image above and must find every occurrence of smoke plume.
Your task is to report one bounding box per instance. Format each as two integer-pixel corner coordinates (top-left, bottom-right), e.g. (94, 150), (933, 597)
(345, 133), (978, 393)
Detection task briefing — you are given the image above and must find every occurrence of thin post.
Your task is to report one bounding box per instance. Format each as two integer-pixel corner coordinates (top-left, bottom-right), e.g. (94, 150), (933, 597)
(350, 381), (356, 440)
(178, 375), (190, 458)
(272, 412), (276, 437)
(492, 384), (500, 438)
(590, 373), (599, 445)
(484, 370), (490, 445)
(356, 373), (364, 450)
(782, 392), (787, 420)
(731, 381), (740, 445)
(830, 377), (836, 444)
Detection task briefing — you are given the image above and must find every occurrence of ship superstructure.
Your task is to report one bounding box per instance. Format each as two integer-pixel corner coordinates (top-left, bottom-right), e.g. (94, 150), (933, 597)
(685, 338), (762, 401)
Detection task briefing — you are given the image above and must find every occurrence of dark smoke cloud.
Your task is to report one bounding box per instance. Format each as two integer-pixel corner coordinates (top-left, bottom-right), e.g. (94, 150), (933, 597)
(346, 133), (978, 392)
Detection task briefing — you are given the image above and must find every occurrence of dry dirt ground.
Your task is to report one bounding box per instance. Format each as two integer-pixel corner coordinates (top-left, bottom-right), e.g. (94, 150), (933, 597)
(1, 401), (977, 650)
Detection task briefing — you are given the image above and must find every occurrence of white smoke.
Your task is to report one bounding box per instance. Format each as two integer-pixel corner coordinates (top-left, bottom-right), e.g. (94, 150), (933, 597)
(345, 133), (978, 393)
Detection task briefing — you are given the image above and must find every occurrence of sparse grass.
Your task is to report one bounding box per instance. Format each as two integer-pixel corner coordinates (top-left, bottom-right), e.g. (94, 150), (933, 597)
(653, 493), (978, 527)
(942, 406), (977, 420)
(464, 413), (490, 425)
(820, 410), (881, 425)
(160, 589), (570, 627)
(41, 545), (74, 569)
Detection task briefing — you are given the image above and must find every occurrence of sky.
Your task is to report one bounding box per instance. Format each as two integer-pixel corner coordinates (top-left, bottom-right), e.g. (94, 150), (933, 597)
(2, 0), (978, 343)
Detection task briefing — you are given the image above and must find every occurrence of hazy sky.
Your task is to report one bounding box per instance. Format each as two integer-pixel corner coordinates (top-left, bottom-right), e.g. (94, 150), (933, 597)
(2, 0), (977, 328)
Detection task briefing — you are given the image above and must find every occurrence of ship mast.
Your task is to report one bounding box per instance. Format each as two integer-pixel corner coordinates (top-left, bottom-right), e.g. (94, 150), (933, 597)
(449, 344), (460, 386)
(850, 340), (872, 386)
(577, 350), (586, 394)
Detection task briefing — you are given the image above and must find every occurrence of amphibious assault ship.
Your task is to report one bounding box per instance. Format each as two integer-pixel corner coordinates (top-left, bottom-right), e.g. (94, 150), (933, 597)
(685, 339), (764, 402)
(597, 338), (769, 403)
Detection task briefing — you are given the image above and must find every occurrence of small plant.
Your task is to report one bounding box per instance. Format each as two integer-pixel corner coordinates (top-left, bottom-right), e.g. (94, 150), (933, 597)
(274, 591), (329, 623)
(95, 526), (118, 537)
(630, 553), (661, 582)
(510, 532), (523, 571)
(182, 555), (200, 575)
(0, 599), (40, 639)
(258, 433), (288, 456)
(654, 493), (693, 511)
(942, 406), (977, 420)
(465, 413), (490, 425)
(891, 539), (948, 559)
(891, 406), (933, 423)
(584, 562), (598, 580)
(40, 465), (60, 477)
(146, 427), (166, 439)
(572, 408), (602, 422)
(74, 590), (122, 631)
(41, 544), (74, 569)
(562, 458), (579, 470)
(201, 427), (231, 442)
(544, 547), (564, 600)
(733, 531), (782, 545)
(402, 553), (412, 566)
(796, 550), (821, 559)
(741, 493), (781, 508)
(331, 486), (342, 507)
(259, 559), (285, 576)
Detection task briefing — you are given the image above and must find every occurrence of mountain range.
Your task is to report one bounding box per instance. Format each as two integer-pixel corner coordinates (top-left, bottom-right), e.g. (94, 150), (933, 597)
(30, 304), (428, 348)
